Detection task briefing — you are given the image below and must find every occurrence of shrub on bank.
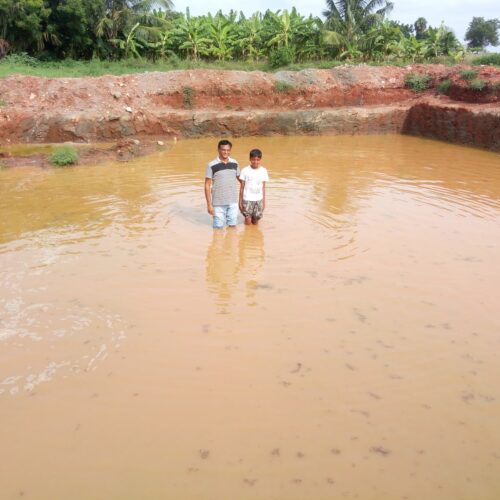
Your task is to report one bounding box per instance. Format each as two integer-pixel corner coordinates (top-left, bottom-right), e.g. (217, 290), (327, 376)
(437, 79), (451, 93)
(274, 80), (295, 93)
(469, 78), (486, 91)
(182, 86), (195, 108)
(50, 145), (78, 166)
(459, 69), (477, 80)
(405, 73), (430, 92)
(268, 46), (295, 69)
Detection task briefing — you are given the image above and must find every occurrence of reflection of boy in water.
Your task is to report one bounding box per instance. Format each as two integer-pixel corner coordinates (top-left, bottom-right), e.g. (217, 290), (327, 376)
(239, 226), (265, 301)
(239, 149), (269, 225)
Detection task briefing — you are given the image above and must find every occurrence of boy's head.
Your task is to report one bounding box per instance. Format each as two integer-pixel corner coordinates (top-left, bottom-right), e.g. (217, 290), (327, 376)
(249, 148), (262, 169)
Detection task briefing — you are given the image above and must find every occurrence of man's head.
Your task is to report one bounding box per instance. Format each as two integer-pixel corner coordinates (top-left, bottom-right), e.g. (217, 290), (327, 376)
(249, 148), (262, 169)
(218, 139), (232, 161)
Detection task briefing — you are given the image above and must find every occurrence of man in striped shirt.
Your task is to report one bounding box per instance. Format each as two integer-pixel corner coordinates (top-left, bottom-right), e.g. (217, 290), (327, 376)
(204, 140), (241, 229)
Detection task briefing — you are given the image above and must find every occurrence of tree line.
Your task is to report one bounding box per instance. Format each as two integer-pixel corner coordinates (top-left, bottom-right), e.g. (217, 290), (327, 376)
(0, 0), (498, 66)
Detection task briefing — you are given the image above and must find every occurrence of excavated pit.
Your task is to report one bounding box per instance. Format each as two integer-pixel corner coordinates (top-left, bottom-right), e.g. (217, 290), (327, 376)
(0, 64), (499, 153)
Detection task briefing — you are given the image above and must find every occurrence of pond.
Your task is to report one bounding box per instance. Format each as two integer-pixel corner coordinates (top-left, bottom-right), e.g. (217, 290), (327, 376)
(1, 135), (500, 499)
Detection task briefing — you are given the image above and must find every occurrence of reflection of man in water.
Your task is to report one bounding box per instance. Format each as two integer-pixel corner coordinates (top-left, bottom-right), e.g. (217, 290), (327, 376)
(204, 140), (240, 229)
(205, 226), (265, 307)
(205, 229), (240, 306)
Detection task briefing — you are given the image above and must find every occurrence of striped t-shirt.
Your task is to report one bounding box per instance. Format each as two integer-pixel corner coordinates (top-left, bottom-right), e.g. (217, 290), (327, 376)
(205, 156), (240, 206)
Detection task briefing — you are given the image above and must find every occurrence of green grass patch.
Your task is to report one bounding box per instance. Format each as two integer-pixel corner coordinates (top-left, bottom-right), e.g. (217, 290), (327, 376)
(0, 97), (6, 106)
(469, 78), (486, 91)
(274, 80), (295, 93)
(471, 53), (500, 67)
(459, 69), (478, 80)
(50, 145), (78, 166)
(437, 79), (451, 93)
(0, 54), (473, 79)
(405, 73), (430, 92)
(0, 57), (268, 78)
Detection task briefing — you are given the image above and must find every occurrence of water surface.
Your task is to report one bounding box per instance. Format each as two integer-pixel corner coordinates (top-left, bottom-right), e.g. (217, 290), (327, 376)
(1, 135), (500, 499)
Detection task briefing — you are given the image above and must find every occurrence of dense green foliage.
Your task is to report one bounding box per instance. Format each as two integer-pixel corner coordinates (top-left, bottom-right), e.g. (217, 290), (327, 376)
(0, 0), (484, 69)
(49, 145), (78, 166)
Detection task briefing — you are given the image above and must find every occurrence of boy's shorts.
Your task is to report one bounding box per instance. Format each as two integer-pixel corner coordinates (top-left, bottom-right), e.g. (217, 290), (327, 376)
(242, 199), (264, 220)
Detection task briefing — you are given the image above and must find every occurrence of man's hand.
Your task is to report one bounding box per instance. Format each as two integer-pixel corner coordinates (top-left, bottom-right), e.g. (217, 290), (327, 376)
(204, 178), (213, 215)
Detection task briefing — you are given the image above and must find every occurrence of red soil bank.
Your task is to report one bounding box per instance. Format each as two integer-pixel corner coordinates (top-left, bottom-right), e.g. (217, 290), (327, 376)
(0, 64), (499, 150)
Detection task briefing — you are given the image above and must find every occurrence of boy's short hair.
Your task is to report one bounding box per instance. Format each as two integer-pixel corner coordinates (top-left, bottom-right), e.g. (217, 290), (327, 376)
(218, 139), (232, 149)
(249, 148), (262, 158)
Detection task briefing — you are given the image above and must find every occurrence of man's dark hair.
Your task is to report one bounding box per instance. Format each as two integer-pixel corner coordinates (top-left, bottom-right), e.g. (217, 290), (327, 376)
(249, 148), (262, 158)
(218, 139), (232, 149)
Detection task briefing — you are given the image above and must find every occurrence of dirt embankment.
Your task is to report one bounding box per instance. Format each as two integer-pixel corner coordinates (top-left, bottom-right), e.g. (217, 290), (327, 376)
(0, 64), (499, 152)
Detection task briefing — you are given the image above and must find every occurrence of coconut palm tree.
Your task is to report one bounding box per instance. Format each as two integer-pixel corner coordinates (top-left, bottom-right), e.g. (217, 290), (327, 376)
(96, 0), (172, 47)
(322, 0), (393, 57)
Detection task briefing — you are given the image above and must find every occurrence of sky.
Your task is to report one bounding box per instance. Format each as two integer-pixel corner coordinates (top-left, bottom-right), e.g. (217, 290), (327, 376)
(171, 0), (500, 41)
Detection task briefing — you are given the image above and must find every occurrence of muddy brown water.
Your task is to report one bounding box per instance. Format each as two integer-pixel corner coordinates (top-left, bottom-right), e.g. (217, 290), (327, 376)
(1, 135), (500, 500)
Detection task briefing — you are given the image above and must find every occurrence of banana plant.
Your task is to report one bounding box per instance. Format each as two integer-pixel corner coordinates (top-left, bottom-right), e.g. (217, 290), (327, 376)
(236, 13), (265, 61)
(265, 9), (294, 49)
(174, 8), (210, 60)
(110, 22), (144, 58)
(207, 11), (236, 61)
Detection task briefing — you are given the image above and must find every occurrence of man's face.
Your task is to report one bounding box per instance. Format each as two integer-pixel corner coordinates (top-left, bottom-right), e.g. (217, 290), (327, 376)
(250, 156), (261, 168)
(218, 145), (231, 161)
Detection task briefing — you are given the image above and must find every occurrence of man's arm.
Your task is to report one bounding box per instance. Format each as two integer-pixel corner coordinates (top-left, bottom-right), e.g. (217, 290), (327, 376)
(204, 178), (214, 215)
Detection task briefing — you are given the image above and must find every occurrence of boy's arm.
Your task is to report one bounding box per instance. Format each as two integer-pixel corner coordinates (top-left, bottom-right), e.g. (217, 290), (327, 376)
(239, 180), (245, 213)
(262, 182), (266, 211)
(204, 178), (214, 215)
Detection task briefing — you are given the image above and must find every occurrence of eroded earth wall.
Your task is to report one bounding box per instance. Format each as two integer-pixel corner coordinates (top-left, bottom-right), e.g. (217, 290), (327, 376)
(0, 65), (499, 150)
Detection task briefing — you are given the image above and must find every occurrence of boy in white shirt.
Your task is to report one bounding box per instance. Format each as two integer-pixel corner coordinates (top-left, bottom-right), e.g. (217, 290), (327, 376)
(238, 149), (269, 225)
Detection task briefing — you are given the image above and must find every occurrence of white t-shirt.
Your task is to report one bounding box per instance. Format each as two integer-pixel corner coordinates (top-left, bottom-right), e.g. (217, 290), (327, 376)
(240, 166), (269, 201)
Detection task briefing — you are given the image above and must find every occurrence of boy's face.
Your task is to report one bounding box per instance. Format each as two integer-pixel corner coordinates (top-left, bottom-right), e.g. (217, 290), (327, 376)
(250, 156), (261, 168)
